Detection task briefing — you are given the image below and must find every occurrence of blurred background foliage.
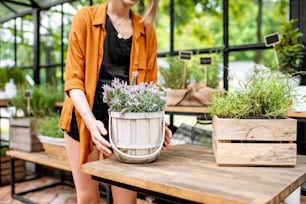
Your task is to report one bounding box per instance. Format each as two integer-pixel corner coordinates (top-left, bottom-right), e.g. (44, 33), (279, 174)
(0, 0), (292, 90)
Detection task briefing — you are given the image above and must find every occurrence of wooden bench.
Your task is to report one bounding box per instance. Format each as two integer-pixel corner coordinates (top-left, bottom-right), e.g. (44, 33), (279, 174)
(6, 150), (112, 204)
(6, 150), (72, 204)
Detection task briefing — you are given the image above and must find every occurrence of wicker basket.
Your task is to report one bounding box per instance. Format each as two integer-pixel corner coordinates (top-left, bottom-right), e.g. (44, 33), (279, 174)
(38, 135), (68, 162)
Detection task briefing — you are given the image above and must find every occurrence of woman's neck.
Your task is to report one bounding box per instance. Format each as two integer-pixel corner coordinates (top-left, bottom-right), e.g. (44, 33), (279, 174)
(107, 0), (133, 39)
(107, 1), (130, 20)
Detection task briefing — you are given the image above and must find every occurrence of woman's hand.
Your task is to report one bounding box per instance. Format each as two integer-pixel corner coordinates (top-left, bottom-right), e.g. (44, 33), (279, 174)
(163, 121), (172, 149)
(89, 120), (112, 157)
(69, 89), (112, 157)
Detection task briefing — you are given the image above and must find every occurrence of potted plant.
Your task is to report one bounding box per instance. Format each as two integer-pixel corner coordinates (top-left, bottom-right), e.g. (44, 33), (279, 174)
(102, 73), (167, 163)
(274, 18), (305, 77)
(208, 66), (298, 166)
(35, 114), (67, 161)
(9, 85), (64, 152)
(159, 54), (222, 107)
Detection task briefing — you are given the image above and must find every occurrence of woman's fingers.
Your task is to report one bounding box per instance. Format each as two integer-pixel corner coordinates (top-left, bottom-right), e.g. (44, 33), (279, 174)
(163, 123), (172, 149)
(92, 135), (112, 156)
(91, 120), (112, 156)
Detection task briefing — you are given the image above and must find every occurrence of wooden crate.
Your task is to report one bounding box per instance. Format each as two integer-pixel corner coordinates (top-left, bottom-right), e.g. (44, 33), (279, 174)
(9, 118), (43, 152)
(0, 155), (26, 185)
(212, 115), (297, 166)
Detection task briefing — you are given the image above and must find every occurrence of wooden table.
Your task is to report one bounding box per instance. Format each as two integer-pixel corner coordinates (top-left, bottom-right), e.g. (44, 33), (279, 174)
(82, 144), (306, 204)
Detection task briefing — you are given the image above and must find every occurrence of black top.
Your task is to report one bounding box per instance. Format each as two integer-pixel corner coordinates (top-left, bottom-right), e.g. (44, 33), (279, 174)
(68, 15), (133, 141)
(96, 15), (132, 89)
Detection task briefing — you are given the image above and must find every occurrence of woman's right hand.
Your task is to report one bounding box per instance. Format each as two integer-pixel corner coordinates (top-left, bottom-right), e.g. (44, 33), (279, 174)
(88, 119), (112, 157)
(69, 89), (113, 157)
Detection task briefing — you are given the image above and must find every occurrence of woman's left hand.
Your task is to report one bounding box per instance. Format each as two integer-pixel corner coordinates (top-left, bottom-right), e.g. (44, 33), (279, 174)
(163, 121), (172, 149)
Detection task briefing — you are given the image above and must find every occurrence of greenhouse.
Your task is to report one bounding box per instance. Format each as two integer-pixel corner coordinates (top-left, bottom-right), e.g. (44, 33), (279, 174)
(0, 0), (306, 203)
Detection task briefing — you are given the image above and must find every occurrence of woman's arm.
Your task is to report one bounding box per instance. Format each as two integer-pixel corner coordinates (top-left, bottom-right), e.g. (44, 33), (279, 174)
(69, 89), (112, 156)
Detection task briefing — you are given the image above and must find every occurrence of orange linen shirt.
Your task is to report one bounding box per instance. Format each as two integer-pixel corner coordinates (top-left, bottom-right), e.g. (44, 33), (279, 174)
(59, 2), (158, 165)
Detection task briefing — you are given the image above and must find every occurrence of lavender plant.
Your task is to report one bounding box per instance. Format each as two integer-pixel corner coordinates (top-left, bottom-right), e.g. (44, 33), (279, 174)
(102, 73), (167, 113)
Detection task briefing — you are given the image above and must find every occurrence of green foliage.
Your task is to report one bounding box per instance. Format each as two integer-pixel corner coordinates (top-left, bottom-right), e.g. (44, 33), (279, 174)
(0, 69), (8, 88)
(35, 114), (63, 138)
(11, 85), (63, 117)
(274, 19), (305, 75)
(7, 67), (27, 87)
(0, 67), (27, 88)
(159, 57), (185, 89)
(0, 146), (8, 156)
(209, 67), (297, 119)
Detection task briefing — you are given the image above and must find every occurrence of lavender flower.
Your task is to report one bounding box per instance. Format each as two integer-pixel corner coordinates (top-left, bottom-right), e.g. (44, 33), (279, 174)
(102, 78), (167, 113)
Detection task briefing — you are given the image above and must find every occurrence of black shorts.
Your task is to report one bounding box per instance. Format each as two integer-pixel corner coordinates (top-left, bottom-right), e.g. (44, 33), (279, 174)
(67, 91), (110, 142)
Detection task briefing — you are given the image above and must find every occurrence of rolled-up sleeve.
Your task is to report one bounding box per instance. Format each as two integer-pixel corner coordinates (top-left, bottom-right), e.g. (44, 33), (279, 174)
(64, 10), (87, 96)
(145, 24), (158, 83)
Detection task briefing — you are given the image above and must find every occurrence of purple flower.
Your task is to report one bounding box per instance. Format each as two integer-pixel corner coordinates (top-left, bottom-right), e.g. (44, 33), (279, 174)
(102, 77), (166, 113)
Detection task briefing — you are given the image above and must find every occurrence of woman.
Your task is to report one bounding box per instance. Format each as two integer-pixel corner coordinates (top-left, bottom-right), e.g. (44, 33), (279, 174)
(59, 0), (172, 203)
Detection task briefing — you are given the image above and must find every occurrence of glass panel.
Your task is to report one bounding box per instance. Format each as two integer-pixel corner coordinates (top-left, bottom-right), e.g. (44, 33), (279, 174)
(0, 5), (16, 21)
(229, 0), (289, 45)
(156, 1), (170, 52)
(226, 49), (275, 90)
(16, 15), (34, 67)
(173, 0), (223, 50)
(62, 3), (75, 64)
(40, 8), (63, 65)
(34, 0), (61, 4)
(40, 66), (63, 88)
(3, 2), (32, 13)
(0, 21), (15, 68)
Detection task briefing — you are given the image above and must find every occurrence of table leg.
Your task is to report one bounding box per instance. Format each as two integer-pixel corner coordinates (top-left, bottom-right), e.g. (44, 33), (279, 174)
(10, 157), (15, 196)
(168, 113), (177, 132)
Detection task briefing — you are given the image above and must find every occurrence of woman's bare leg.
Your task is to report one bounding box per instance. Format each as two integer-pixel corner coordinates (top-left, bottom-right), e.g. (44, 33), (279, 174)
(65, 133), (100, 204)
(111, 185), (137, 204)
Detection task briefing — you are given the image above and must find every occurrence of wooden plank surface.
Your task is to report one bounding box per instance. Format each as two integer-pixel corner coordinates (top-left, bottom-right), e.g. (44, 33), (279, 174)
(166, 106), (306, 119)
(165, 106), (210, 114)
(287, 110), (306, 118)
(55, 103), (306, 119)
(82, 144), (306, 204)
(0, 99), (10, 107)
(6, 150), (71, 172)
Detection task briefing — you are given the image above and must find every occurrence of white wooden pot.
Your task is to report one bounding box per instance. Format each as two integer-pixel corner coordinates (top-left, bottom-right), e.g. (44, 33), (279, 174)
(109, 111), (165, 164)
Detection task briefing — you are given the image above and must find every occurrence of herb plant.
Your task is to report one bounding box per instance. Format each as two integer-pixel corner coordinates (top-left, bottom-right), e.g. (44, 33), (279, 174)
(11, 85), (63, 117)
(35, 114), (63, 138)
(208, 67), (298, 119)
(275, 18), (305, 75)
(102, 73), (167, 113)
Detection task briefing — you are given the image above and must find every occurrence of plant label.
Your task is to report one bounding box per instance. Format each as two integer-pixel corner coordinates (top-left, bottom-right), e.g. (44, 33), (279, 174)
(200, 57), (212, 65)
(264, 32), (280, 47)
(179, 51), (192, 61)
(24, 90), (32, 99)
